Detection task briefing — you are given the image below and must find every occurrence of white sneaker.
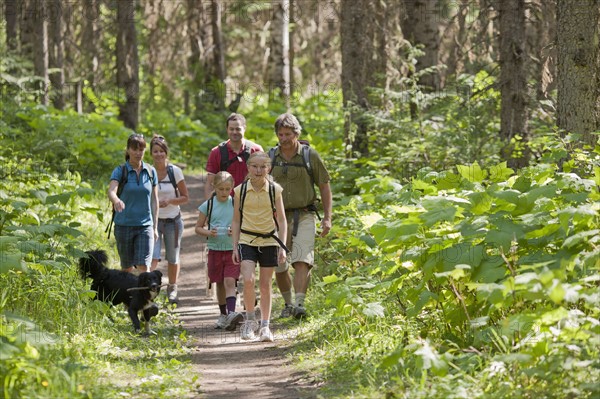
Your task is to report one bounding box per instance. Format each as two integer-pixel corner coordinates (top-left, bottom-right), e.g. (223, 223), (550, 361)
(215, 314), (227, 329)
(241, 320), (258, 340)
(167, 284), (178, 303)
(224, 312), (244, 331)
(259, 326), (274, 342)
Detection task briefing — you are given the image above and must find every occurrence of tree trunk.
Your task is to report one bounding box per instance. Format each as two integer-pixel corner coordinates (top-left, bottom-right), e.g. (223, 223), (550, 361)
(116, 0), (139, 130)
(82, 0), (101, 109)
(211, 0), (226, 110)
(499, 0), (529, 168)
(32, 0), (49, 106)
(5, 0), (18, 51)
(269, 0), (291, 101)
(187, 0), (211, 116)
(341, 0), (385, 157)
(530, 0), (557, 100)
(557, 0), (600, 146)
(48, 0), (65, 110)
(401, 0), (442, 91)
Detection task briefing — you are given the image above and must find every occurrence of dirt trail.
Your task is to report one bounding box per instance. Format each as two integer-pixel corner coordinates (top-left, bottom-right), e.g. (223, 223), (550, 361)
(172, 174), (318, 399)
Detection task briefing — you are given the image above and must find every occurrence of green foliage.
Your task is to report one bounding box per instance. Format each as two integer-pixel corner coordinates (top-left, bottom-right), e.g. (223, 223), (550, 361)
(300, 134), (600, 398)
(0, 155), (196, 398)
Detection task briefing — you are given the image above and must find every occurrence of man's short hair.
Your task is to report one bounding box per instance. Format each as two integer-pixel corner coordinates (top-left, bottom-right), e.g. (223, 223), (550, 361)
(274, 113), (302, 135)
(226, 113), (246, 128)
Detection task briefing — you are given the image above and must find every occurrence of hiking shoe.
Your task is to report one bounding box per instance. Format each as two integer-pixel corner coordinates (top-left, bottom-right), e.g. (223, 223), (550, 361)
(293, 305), (307, 319)
(280, 304), (294, 318)
(215, 314), (227, 329)
(224, 312), (244, 331)
(241, 320), (258, 340)
(259, 326), (274, 342)
(167, 284), (178, 303)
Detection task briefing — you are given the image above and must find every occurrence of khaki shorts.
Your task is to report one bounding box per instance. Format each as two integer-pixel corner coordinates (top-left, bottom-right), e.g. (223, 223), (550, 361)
(275, 211), (316, 273)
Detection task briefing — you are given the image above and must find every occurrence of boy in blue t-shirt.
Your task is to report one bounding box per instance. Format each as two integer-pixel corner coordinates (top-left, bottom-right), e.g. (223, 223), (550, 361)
(195, 171), (243, 330)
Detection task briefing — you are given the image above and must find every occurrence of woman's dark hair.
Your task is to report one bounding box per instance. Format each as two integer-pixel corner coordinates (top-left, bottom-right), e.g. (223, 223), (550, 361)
(150, 134), (169, 156)
(125, 133), (146, 161)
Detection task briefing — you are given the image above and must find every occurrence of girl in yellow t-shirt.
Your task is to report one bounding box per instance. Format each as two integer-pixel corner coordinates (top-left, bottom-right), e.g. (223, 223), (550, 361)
(231, 151), (287, 342)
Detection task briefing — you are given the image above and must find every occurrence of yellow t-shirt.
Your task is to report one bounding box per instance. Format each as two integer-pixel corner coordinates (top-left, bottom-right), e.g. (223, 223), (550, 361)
(234, 181), (283, 247)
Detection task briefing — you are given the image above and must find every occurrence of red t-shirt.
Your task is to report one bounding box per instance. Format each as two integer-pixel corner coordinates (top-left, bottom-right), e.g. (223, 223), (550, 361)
(205, 140), (264, 186)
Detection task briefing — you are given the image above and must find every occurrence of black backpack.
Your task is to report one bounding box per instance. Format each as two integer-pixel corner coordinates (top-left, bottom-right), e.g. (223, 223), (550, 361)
(105, 163), (156, 239)
(219, 141), (256, 171)
(268, 141), (316, 199)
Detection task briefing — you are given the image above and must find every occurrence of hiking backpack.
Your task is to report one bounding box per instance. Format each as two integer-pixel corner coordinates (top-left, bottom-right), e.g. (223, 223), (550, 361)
(267, 141), (316, 198)
(105, 163), (156, 239)
(218, 140), (256, 171)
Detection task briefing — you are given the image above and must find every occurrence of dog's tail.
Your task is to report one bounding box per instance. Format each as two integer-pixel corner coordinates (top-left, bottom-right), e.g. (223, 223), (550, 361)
(79, 250), (108, 279)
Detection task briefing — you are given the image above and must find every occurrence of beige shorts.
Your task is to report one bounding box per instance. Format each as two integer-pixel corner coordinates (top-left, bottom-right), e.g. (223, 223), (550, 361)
(275, 211), (316, 273)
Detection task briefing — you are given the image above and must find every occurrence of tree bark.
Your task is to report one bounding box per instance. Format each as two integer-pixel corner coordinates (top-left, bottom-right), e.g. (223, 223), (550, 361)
(341, 0), (386, 157)
(32, 0), (49, 106)
(269, 0), (291, 101)
(116, 0), (139, 130)
(48, 0), (65, 110)
(82, 0), (101, 101)
(499, 0), (529, 168)
(5, 0), (19, 51)
(401, 0), (442, 91)
(557, 0), (600, 146)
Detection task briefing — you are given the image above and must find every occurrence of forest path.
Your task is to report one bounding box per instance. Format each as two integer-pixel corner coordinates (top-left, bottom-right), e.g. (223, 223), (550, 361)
(172, 173), (318, 399)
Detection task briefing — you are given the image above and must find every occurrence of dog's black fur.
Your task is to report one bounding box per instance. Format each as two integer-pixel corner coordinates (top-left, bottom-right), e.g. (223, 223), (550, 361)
(79, 250), (163, 334)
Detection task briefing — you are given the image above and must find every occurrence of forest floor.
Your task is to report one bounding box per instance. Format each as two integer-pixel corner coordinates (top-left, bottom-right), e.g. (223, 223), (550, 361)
(172, 173), (320, 399)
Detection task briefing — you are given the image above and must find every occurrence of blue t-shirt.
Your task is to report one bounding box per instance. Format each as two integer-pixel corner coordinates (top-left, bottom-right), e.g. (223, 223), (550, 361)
(110, 161), (157, 227)
(198, 196), (233, 251)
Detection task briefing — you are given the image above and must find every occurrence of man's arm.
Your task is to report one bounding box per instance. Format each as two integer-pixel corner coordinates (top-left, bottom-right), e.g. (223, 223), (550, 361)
(318, 181), (332, 237)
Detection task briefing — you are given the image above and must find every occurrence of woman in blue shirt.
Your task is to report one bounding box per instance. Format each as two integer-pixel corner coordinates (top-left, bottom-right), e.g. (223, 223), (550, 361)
(107, 133), (159, 272)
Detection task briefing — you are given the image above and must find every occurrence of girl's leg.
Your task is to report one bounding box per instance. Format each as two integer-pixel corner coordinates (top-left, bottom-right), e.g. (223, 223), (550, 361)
(240, 260), (256, 313)
(216, 281), (227, 312)
(259, 267), (274, 322)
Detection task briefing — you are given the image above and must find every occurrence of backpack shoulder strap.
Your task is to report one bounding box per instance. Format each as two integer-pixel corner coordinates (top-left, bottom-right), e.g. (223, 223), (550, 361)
(301, 144), (313, 178)
(240, 140), (254, 163)
(268, 181), (280, 231)
(268, 146), (277, 172)
(218, 141), (230, 171)
(239, 181), (249, 228)
(206, 193), (216, 229)
(167, 164), (179, 197)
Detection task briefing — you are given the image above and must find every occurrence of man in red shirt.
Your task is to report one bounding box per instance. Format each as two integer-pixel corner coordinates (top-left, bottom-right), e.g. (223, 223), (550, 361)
(204, 113), (264, 199)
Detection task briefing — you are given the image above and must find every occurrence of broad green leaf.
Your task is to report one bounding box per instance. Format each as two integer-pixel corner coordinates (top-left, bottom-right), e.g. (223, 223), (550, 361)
(457, 162), (487, 183)
(420, 204), (457, 227)
(46, 192), (72, 204)
(362, 302), (385, 318)
(414, 340), (448, 376)
(488, 162), (514, 182)
(549, 281), (565, 304)
(562, 229), (600, 249)
(0, 251), (25, 273)
(412, 179), (437, 194)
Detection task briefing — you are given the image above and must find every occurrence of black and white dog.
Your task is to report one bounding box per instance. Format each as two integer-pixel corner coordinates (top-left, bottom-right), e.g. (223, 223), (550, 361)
(79, 250), (163, 334)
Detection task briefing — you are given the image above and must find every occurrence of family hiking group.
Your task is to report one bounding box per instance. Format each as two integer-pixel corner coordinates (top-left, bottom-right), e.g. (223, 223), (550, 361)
(106, 112), (333, 342)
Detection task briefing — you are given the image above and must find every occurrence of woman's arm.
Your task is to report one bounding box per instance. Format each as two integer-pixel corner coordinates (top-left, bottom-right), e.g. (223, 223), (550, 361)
(108, 180), (124, 212)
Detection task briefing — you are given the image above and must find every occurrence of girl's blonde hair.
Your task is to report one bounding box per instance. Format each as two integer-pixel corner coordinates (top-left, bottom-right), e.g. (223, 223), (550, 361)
(245, 151), (274, 182)
(213, 171), (234, 187)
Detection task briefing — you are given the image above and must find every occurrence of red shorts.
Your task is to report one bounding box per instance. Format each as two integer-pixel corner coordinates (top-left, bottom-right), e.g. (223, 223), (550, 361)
(207, 250), (239, 284)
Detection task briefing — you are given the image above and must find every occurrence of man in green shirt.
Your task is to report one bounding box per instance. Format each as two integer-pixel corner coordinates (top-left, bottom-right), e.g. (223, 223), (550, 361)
(270, 113), (333, 319)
